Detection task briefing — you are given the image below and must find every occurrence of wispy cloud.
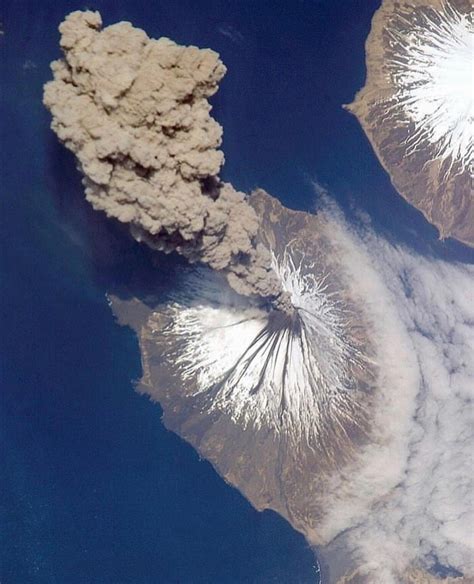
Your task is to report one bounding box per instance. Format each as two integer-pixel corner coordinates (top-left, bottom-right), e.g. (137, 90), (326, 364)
(217, 24), (244, 45)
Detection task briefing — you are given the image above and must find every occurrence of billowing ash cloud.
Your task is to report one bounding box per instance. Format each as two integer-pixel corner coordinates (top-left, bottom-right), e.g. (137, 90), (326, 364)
(43, 11), (287, 308)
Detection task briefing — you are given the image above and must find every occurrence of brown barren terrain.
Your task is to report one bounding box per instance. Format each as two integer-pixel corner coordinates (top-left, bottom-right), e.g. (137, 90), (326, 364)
(348, 0), (473, 248)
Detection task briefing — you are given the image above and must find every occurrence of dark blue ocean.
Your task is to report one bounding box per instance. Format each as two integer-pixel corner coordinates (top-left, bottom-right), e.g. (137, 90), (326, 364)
(1, 1), (471, 583)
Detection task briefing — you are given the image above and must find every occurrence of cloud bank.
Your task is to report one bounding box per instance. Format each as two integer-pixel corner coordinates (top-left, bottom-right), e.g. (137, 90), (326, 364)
(43, 11), (288, 308)
(314, 205), (474, 582)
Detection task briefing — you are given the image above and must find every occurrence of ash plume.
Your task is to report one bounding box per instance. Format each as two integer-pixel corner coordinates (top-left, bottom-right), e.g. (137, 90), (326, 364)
(43, 11), (288, 309)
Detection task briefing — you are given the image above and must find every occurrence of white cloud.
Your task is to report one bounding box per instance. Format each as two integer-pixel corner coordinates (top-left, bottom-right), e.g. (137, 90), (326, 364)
(217, 24), (244, 44)
(319, 206), (474, 580)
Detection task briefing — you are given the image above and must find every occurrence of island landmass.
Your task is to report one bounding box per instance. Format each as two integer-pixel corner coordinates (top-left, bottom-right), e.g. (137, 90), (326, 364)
(347, 0), (473, 248)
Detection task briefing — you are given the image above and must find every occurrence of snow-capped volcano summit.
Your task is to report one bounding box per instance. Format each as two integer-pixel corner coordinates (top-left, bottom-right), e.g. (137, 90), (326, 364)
(348, 0), (474, 248)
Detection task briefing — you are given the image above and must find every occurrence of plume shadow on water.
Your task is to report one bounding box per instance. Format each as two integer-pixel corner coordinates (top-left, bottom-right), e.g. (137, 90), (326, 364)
(45, 135), (190, 306)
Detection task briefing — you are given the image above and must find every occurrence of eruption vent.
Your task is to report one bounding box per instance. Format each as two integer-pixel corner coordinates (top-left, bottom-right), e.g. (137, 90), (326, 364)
(43, 11), (287, 308)
(158, 248), (374, 449)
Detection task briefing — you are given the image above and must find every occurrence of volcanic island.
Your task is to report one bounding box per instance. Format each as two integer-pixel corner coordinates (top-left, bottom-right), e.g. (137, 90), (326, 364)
(348, 0), (473, 248)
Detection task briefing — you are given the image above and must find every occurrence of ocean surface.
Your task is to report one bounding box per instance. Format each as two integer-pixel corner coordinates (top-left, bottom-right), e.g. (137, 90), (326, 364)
(1, 1), (471, 583)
